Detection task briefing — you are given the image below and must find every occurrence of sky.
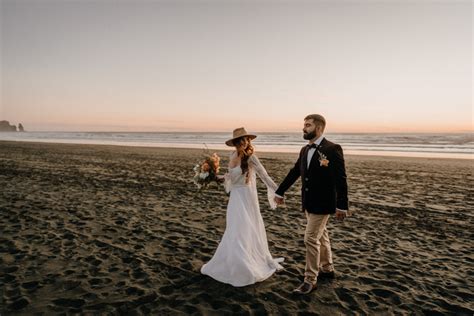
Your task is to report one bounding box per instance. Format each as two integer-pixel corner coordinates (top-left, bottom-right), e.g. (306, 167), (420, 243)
(1, 0), (472, 133)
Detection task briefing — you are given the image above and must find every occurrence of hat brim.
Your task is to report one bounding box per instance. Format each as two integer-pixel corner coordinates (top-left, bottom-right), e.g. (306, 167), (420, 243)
(225, 134), (257, 147)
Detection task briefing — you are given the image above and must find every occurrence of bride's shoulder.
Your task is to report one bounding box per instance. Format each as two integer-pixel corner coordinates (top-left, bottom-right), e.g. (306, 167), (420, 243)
(249, 153), (260, 163)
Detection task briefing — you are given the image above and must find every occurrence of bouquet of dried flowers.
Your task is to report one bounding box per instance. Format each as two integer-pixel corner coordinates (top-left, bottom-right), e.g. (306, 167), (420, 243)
(193, 151), (221, 189)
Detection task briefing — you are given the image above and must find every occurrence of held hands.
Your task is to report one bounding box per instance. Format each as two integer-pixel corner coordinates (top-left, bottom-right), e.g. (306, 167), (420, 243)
(274, 196), (285, 206)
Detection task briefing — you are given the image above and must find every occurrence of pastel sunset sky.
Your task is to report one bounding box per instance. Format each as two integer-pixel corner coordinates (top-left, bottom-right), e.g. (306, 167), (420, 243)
(1, 0), (472, 133)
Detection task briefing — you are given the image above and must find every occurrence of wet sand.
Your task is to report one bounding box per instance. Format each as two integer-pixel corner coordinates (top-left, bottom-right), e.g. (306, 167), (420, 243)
(0, 141), (473, 315)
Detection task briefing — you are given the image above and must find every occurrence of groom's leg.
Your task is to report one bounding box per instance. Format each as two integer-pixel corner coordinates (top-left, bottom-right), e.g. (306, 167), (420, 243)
(304, 212), (330, 284)
(319, 226), (334, 273)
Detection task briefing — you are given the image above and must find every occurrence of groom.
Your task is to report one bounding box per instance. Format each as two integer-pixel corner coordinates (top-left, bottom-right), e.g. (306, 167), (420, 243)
(274, 114), (349, 295)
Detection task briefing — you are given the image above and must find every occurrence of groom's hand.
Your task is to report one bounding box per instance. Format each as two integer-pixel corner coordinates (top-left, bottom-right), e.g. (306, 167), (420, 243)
(335, 209), (347, 221)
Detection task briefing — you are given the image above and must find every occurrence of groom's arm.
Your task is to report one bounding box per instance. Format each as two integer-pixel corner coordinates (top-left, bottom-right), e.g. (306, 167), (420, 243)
(275, 148), (304, 197)
(333, 144), (349, 211)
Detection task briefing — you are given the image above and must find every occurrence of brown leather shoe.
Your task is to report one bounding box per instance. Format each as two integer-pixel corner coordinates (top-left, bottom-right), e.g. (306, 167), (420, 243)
(293, 281), (316, 294)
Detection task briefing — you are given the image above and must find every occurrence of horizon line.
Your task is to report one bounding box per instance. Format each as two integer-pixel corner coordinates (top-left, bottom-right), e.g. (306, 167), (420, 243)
(7, 130), (474, 134)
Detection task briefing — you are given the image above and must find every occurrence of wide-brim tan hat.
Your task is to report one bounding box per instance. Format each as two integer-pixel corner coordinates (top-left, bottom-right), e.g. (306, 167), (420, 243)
(225, 127), (257, 146)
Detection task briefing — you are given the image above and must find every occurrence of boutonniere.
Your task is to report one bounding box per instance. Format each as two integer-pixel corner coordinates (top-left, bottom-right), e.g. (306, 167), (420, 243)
(317, 150), (329, 167)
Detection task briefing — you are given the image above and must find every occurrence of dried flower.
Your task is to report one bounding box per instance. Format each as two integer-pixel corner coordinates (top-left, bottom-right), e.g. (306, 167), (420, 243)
(193, 150), (221, 189)
(318, 150), (330, 167)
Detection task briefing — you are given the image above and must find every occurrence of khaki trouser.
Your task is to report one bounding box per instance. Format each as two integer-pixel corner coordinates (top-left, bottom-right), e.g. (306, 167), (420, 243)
(304, 211), (333, 283)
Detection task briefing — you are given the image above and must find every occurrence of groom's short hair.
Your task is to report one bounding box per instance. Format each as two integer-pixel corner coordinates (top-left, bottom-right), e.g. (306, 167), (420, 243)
(305, 114), (326, 129)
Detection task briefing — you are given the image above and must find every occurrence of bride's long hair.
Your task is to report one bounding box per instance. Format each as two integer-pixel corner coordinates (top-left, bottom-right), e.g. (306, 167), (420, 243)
(233, 136), (254, 183)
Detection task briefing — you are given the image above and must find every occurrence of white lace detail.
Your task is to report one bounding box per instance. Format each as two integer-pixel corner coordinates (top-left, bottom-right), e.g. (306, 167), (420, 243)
(223, 152), (278, 210)
(249, 155), (278, 210)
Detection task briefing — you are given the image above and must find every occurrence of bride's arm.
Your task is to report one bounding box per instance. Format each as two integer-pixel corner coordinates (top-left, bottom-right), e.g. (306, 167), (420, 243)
(250, 155), (278, 190)
(250, 155), (278, 209)
(222, 151), (236, 193)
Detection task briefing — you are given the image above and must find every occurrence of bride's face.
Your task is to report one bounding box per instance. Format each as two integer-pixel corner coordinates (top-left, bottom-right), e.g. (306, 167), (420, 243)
(235, 137), (250, 150)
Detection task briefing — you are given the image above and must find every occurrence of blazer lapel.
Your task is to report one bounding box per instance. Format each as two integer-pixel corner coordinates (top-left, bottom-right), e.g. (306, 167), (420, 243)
(301, 145), (309, 174)
(318, 138), (328, 152)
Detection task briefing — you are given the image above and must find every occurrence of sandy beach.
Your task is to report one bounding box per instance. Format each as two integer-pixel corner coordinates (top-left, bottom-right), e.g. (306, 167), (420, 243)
(0, 140), (473, 315)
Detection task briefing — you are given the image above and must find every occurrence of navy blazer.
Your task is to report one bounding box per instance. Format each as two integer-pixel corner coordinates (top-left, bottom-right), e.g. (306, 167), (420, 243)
(275, 138), (349, 214)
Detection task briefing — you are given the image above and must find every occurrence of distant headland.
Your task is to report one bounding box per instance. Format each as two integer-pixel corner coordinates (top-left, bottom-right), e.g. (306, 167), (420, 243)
(0, 120), (25, 132)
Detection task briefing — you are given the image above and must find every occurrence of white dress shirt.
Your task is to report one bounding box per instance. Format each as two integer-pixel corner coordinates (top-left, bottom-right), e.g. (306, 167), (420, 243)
(307, 134), (325, 169)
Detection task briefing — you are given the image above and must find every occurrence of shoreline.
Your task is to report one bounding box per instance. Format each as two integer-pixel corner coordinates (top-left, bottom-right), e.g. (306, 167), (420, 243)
(0, 139), (472, 162)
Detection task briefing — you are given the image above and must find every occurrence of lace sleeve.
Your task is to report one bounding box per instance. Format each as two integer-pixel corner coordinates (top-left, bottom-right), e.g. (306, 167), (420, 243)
(223, 151), (236, 193)
(250, 155), (278, 209)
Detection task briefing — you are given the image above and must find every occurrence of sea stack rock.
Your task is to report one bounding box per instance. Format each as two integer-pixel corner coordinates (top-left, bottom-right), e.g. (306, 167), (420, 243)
(0, 120), (17, 131)
(18, 123), (24, 132)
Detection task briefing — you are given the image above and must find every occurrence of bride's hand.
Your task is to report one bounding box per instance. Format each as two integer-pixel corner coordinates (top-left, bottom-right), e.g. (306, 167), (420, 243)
(216, 175), (225, 183)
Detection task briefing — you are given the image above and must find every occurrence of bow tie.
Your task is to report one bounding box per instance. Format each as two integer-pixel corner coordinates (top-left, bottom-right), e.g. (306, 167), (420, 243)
(307, 143), (319, 149)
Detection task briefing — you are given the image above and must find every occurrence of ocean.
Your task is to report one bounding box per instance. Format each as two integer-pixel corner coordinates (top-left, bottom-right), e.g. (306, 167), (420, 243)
(0, 131), (472, 159)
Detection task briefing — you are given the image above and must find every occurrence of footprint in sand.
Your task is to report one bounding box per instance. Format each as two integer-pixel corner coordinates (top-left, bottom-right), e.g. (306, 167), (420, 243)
(131, 268), (148, 279)
(7, 297), (30, 311)
(61, 280), (82, 290)
(4, 266), (19, 273)
(125, 286), (145, 295)
(52, 298), (85, 309)
(158, 285), (174, 296)
(21, 280), (40, 292)
(335, 287), (359, 306)
(4, 273), (16, 283)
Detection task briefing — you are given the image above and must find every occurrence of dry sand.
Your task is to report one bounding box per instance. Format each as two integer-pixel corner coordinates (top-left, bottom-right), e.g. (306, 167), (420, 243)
(0, 141), (473, 315)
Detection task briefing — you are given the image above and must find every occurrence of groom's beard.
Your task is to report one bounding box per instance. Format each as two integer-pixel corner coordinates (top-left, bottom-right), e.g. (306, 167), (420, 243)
(303, 131), (316, 140)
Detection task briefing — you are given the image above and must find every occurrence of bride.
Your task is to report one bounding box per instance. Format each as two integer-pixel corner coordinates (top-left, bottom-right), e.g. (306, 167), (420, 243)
(201, 127), (284, 287)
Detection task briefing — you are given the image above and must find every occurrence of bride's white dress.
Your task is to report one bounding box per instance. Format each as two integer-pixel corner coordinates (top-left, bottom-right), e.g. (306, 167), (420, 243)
(201, 152), (284, 287)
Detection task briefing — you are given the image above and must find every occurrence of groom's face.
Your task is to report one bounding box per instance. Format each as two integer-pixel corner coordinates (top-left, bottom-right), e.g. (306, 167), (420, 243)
(303, 119), (322, 140)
